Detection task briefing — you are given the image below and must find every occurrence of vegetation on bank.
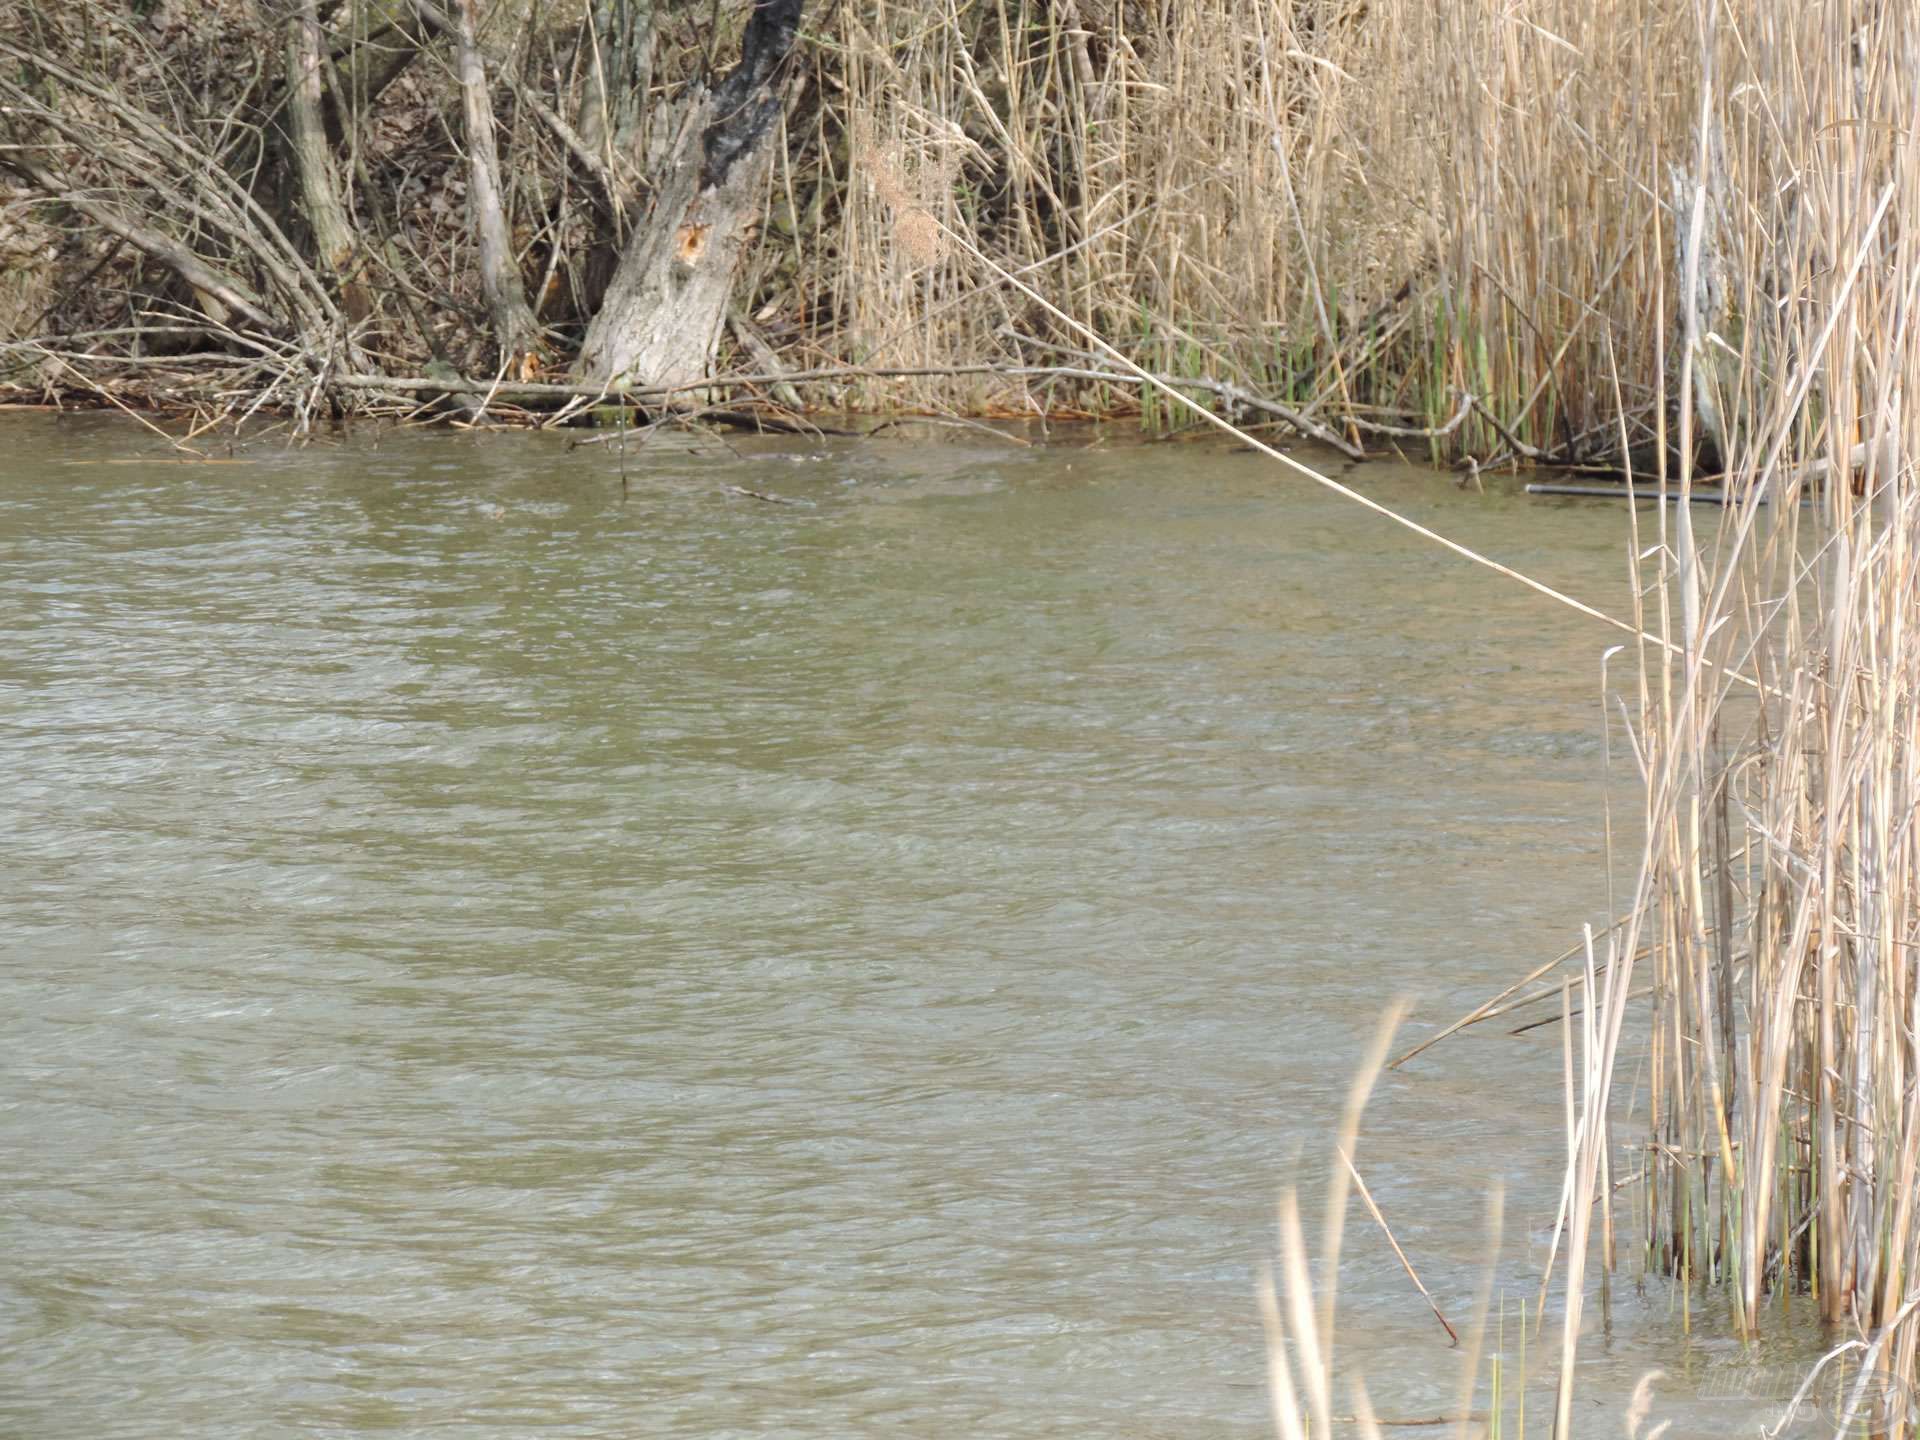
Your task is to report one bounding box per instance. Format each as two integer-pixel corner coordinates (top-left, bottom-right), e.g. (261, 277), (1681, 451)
(9, 0), (1920, 1433)
(0, 0), (1886, 471)
(1255, 1), (1919, 1432)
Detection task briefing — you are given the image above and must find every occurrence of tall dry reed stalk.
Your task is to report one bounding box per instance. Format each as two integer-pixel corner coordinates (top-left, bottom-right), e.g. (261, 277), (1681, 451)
(799, 0), (1699, 455)
(1534, 2), (1920, 1432)
(823, 1), (1920, 1431)
(1259, 1005), (1519, 1440)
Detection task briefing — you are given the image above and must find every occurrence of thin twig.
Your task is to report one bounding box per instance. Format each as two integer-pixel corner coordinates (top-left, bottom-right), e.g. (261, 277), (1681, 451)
(1337, 1148), (1459, 1346)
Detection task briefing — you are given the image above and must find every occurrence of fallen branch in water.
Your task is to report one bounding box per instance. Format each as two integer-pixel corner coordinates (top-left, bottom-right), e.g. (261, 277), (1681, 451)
(1346, 392), (1474, 440)
(116, 363), (1381, 452)
(1008, 333), (1365, 458)
(1527, 480), (1740, 503)
(722, 484), (808, 505)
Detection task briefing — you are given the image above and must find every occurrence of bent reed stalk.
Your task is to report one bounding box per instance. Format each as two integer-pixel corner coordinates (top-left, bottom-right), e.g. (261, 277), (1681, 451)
(1455, 4), (1920, 1435)
(1213, 2), (1919, 1432)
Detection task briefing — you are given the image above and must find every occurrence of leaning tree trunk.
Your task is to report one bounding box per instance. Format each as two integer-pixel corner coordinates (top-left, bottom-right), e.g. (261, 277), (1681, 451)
(284, 0), (371, 326)
(576, 0), (803, 393)
(450, 0), (541, 371)
(577, 0), (654, 221)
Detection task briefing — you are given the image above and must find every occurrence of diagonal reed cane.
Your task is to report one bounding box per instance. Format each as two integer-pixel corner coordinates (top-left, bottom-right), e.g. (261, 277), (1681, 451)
(928, 214), (1762, 690)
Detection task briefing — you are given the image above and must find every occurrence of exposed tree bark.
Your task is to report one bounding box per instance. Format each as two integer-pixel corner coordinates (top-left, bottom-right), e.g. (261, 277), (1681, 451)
(575, 0), (803, 392)
(446, 0), (541, 369)
(578, 0), (656, 219)
(333, 0), (433, 115)
(284, 0), (371, 323)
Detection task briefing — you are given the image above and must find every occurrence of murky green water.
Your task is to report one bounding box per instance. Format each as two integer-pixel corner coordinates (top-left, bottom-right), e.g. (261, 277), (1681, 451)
(0, 417), (1821, 1436)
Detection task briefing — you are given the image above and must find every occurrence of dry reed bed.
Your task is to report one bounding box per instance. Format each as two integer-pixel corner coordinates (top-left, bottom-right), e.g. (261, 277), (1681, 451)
(1237, 2), (1920, 1432)
(785, 0), (1749, 465)
(0, 0), (1878, 469)
(1603, 0), (1918, 1349)
(816, 0), (1695, 459)
(1542, 0), (1917, 1429)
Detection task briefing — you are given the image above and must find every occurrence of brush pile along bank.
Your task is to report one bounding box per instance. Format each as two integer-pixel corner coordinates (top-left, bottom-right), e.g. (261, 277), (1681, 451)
(9, 0), (1920, 1415)
(0, 2), (1892, 463)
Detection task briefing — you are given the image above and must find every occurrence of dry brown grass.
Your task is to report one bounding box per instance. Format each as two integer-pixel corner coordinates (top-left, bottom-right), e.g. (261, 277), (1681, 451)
(798, 0), (1708, 454)
(1493, 2), (1920, 1429)
(1052, 5), (1920, 1429)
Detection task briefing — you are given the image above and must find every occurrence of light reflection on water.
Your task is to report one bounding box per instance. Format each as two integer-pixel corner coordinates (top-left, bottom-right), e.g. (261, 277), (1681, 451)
(0, 418), (1819, 1437)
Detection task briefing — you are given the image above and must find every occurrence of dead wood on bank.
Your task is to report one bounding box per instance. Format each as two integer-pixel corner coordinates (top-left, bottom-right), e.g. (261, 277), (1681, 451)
(0, 0), (1894, 485)
(0, 335), (1515, 461)
(0, 1), (1639, 464)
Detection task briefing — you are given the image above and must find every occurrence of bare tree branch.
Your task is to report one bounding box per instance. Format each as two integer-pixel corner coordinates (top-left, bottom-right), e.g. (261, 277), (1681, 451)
(284, 0), (371, 322)
(440, 0), (541, 367)
(2, 159), (279, 334)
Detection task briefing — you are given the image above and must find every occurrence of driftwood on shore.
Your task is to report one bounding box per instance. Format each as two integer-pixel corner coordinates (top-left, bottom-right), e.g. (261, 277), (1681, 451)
(0, 1), (1684, 471)
(0, 331), (1496, 458)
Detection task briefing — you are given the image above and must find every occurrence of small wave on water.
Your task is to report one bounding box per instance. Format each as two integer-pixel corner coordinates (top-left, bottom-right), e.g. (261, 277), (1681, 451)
(0, 417), (1774, 1438)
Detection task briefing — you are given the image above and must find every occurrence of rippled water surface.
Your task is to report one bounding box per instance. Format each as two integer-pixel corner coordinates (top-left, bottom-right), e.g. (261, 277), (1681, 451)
(1, 417), (1813, 1436)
